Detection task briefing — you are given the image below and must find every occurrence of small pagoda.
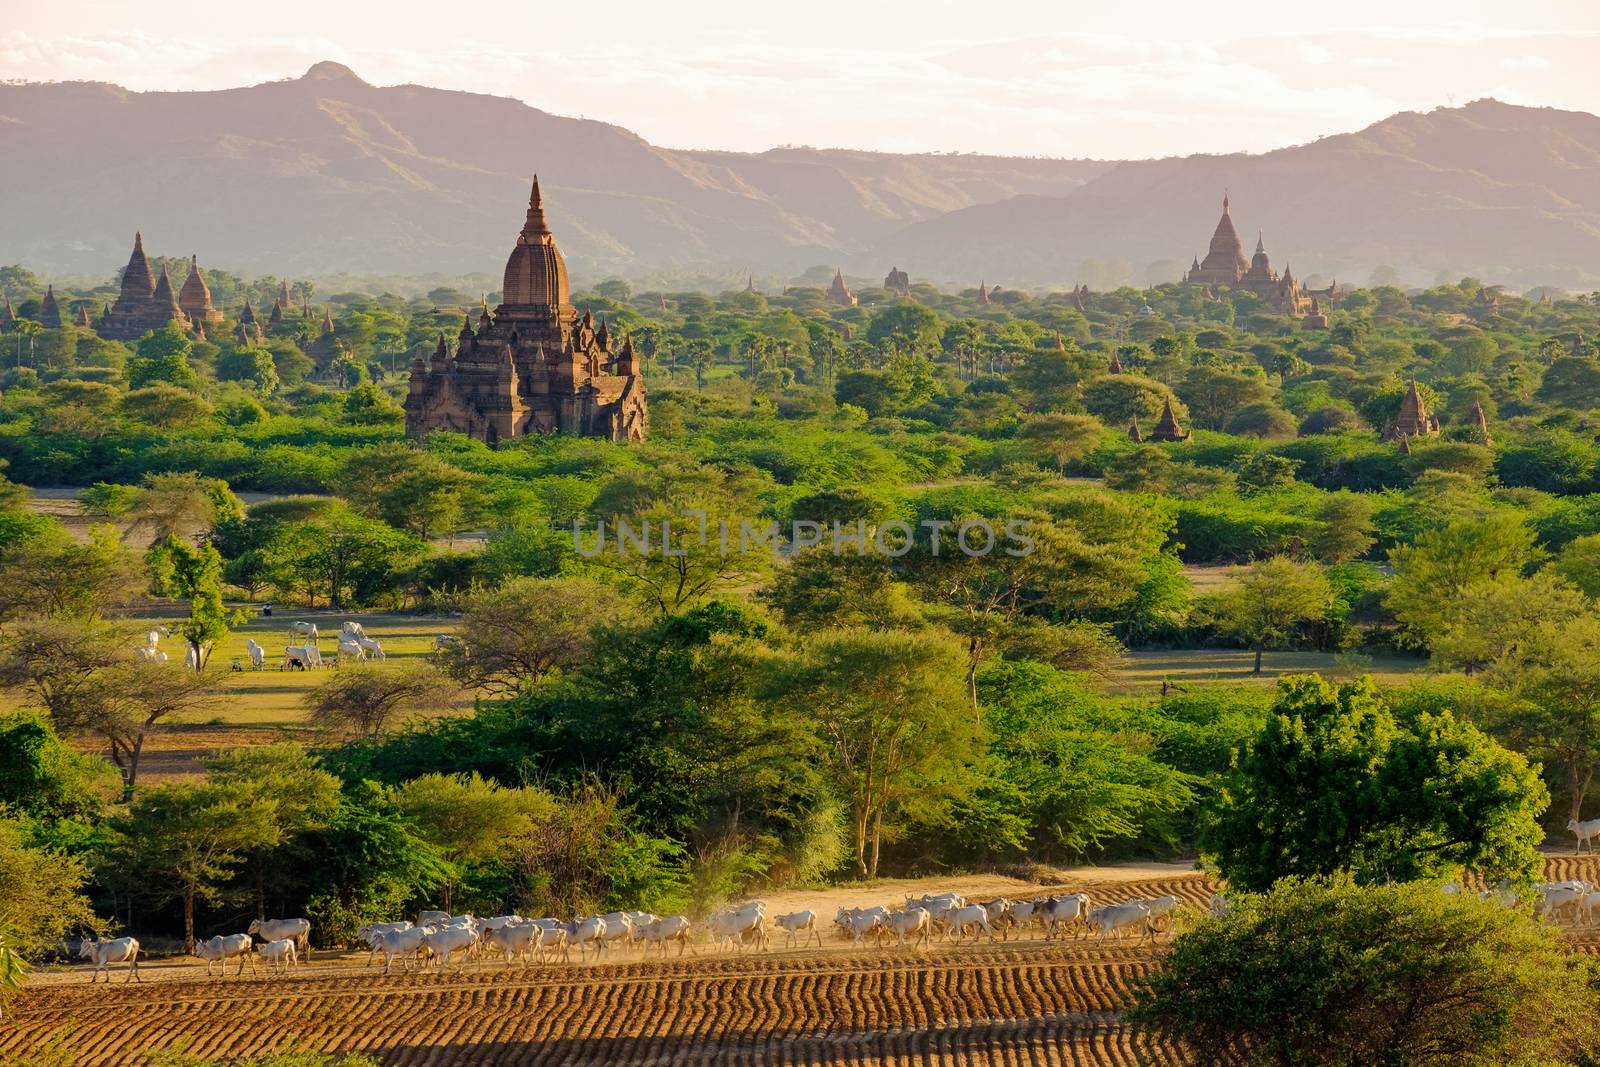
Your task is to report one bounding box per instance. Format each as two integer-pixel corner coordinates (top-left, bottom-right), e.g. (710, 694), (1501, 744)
(1148, 397), (1191, 443)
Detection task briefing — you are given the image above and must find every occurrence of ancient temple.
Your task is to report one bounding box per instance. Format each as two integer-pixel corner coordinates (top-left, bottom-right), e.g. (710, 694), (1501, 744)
(1301, 297), (1329, 331)
(1148, 397), (1190, 443)
(178, 256), (223, 326)
(1470, 401), (1492, 446)
(1070, 284), (1089, 312)
(1128, 417), (1143, 443)
(1183, 198), (1330, 316)
(74, 304), (91, 328)
(235, 300), (264, 345)
(977, 281), (991, 306)
(404, 177), (648, 445)
(1383, 375), (1440, 442)
(269, 299), (284, 326)
(38, 285), (62, 328)
(883, 266), (911, 297)
(307, 308), (340, 362)
(826, 269), (858, 308)
(1107, 350), (1124, 374)
(100, 233), (189, 339)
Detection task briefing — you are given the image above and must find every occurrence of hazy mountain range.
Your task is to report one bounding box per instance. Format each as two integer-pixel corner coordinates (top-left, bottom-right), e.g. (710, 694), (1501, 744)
(2, 61), (1597, 290)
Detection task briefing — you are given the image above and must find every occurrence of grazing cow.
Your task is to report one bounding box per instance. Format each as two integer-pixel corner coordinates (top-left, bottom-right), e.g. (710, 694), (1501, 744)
(195, 933), (256, 978)
(248, 917), (311, 957)
(257, 938), (298, 974)
(336, 638), (366, 665)
(79, 937), (141, 983)
(355, 636), (385, 661)
(1570, 817), (1600, 855)
(1087, 902), (1152, 944)
(283, 645), (319, 670)
(773, 911), (822, 949)
(245, 638), (266, 670)
(290, 622), (320, 643)
(342, 621), (367, 640)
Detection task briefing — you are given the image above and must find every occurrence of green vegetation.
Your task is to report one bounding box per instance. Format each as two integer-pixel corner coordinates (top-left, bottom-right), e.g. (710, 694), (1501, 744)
(1129, 879), (1600, 1066)
(0, 267), (1597, 1029)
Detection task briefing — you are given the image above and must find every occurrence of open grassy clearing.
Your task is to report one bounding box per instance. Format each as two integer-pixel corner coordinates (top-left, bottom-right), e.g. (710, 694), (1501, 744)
(1107, 648), (1427, 696)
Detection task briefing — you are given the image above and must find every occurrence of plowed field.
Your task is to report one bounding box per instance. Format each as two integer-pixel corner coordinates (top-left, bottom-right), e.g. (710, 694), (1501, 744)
(11, 859), (1600, 1066)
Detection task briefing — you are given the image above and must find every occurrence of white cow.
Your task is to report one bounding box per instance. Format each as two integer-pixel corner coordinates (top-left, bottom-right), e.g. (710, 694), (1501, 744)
(885, 907), (931, 948)
(245, 638), (266, 670)
(342, 621), (368, 640)
(1129, 894), (1180, 933)
(484, 922), (544, 967)
(709, 903), (769, 952)
(290, 621), (320, 643)
(772, 910), (822, 949)
(833, 906), (885, 947)
(945, 904), (994, 943)
(283, 645), (319, 670)
(1537, 885), (1587, 921)
(1039, 894), (1091, 940)
(641, 916), (695, 957)
(356, 636), (385, 661)
(248, 917), (311, 956)
(423, 925), (478, 971)
(598, 912), (635, 950)
(80, 937), (141, 983)
(336, 638), (366, 665)
(357, 922), (413, 966)
(195, 933), (256, 978)
(419, 910), (450, 926)
(567, 917), (608, 961)
(257, 938), (298, 974)
(1088, 902), (1152, 944)
(183, 644), (199, 670)
(1570, 817), (1600, 855)
(376, 926), (430, 974)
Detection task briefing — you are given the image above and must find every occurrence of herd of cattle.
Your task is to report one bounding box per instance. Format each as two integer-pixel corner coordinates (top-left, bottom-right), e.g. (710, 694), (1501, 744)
(73, 890), (1199, 983)
(134, 621), (392, 672)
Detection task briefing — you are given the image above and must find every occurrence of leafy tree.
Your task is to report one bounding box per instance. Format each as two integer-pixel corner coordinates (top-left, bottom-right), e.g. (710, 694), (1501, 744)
(0, 711), (117, 820)
(762, 550), (925, 632)
(65, 660), (219, 797)
(103, 779), (279, 952)
(1129, 879), (1600, 1067)
(259, 502), (425, 608)
(865, 302), (942, 351)
(1500, 615), (1600, 821)
(147, 535), (248, 670)
(1555, 533), (1600, 597)
(215, 346), (280, 395)
(0, 527), (139, 622)
(1426, 570), (1587, 676)
(1201, 675), (1547, 890)
(334, 443), (477, 542)
(1386, 512), (1541, 649)
(1206, 557), (1332, 673)
(1014, 413), (1102, 474)
(1308, 493), (1375, 563)
(1080, 374), (1185, 425)
(434, 576), (632, 694)
(128, 325), (199, 390)
(304, 664), (454, 739)
(1176, 365), (1272, 431)
(0, 816), (100, 955)
(392, 772), (543, 911)
(768, 629), (977, 879)
(123, 473), (243, 545)
(120, 384), (214, 429)
(0, 616), (122, 729)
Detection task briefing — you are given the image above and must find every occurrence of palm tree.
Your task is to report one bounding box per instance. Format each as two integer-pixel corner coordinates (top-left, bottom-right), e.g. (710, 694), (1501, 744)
(13, 318), (41, 368)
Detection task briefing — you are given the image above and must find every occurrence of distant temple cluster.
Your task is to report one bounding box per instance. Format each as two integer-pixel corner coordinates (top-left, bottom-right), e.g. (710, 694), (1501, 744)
(402, 177), (648, 445)
(1185, 196), (1332, 329)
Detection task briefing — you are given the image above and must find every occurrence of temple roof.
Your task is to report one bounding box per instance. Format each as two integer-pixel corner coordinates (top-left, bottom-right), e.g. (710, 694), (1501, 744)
(178, 256), (212, 313)
(1198, 196), (1250, 277)
(1150, 396), (1189, 442)
(121, 231), (156, 297)
(503, 174), (571, 309)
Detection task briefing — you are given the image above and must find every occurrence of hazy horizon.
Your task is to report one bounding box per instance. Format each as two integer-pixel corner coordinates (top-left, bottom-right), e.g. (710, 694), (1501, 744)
(5, 0), (1599, 159)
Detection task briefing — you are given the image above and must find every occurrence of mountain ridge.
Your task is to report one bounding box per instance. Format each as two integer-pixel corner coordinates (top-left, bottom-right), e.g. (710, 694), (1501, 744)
(1, 66), (1596, 288)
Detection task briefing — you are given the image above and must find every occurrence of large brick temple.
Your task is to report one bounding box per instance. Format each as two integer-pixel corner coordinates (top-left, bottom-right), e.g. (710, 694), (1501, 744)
(1183, 196), (1333, 323)
(403, 177), (648, 445)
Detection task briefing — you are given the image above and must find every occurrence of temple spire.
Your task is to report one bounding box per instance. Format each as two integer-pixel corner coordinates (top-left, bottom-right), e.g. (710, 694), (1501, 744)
(1255, 231), (1265, 255)
(521, 174), (550, 239)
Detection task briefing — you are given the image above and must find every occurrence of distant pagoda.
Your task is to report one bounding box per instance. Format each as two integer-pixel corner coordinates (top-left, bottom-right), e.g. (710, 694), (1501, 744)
(1383, 375), (1440, 443)
(883, 266), (911, 297)
(38, 285), (62, 328)
(1149, 397), (1191, 443)
(100, 233), (189, 339)
(178, 256), (224, 326)
(826, 269), (858, 308)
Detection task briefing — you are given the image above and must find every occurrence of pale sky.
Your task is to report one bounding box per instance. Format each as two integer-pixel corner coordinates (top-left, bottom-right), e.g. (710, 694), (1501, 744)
(4, 0), (1598, 157)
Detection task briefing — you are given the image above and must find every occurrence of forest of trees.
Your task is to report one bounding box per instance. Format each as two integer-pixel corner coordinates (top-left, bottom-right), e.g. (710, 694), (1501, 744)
(2, 264), (1600, 1019)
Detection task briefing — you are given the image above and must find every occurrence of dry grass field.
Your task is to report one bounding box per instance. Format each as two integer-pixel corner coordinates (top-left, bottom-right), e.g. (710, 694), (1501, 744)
(13, 856), (1600, 1066)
